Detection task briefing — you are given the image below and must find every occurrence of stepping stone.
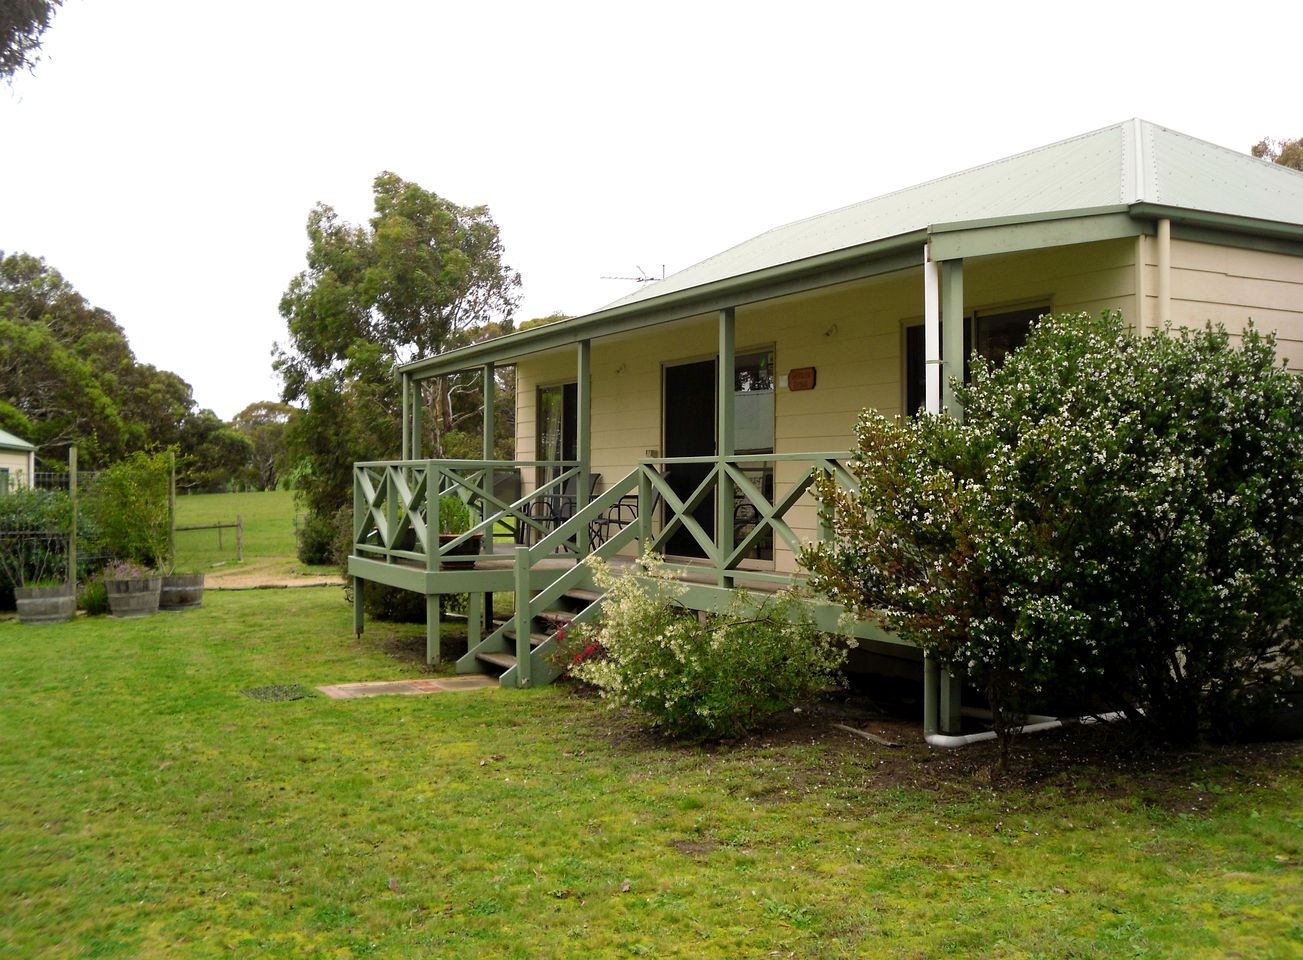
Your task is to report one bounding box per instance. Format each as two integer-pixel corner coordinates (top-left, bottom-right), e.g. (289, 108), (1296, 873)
(316, 675), (498, 699)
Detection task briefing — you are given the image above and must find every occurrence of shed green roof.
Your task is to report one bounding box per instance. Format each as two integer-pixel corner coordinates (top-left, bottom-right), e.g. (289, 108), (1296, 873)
(0, 428), (35, 451)
(401, 119), (1303, 378)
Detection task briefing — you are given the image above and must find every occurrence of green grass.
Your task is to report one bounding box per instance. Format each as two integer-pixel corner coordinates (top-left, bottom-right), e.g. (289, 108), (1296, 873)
(1, 589), (1300, 958)
(173, 489), (304, 569)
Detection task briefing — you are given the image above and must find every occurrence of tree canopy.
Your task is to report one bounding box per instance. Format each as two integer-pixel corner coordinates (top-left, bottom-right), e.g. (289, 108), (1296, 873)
(275, 173), (521, 520)
(1251, 136), (1303, 171)
(0, 0), (62, 81)
(0, 251), (248, 486)
(231, 401), (294, 491)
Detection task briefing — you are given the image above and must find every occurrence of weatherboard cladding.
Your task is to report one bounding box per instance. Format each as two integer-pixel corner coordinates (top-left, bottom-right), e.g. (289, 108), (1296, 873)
(604, 119), (1303, 313)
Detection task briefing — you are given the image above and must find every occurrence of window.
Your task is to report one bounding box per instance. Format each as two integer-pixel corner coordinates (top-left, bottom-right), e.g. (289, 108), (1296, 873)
(905, 306), (1044, 415)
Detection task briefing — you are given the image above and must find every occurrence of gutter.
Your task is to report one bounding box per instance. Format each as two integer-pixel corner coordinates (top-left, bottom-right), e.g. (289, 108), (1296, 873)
(402, 201), (1303, 380)
(1127, 203), (1303, 244)
(398, 230), (927, 379)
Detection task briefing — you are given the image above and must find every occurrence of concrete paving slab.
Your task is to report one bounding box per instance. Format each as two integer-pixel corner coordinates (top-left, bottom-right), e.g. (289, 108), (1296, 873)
(317, 675), (498, 700)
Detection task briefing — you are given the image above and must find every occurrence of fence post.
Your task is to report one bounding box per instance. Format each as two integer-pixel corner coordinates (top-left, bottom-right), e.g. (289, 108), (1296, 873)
(236, 515), (244, 562)
(68, 445), (78, 591)
(168, 450), (176, 570)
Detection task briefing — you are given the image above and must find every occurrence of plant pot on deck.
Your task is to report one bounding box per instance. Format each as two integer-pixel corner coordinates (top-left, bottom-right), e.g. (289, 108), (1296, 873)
(15, 584), (75, 625)
(160, 573), (205, 611)
(439, 532), (484, 567)
(105, 574), (163, 619)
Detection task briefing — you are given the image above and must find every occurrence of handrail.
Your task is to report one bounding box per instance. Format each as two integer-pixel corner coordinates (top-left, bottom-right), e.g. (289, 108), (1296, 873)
(352, 459), (583, 560)
(355, 457), (579, 469)
(507, 468), (642, 686)
(353, 452), (858, 577)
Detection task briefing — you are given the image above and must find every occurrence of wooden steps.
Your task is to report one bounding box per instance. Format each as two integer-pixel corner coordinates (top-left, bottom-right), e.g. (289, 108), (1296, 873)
(471, 586), (604, 682)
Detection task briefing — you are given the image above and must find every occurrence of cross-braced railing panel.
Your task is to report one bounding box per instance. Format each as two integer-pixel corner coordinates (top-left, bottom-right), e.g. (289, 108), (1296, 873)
(352, 459), (580, 563)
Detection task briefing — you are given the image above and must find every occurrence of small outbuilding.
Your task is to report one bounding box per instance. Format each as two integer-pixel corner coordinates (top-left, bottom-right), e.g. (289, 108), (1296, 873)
(0, 429), (36, 494)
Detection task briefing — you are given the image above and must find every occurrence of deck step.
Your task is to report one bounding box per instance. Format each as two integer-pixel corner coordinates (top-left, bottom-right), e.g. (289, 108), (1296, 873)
(565, 588), (602, 603)
(535, 610), (575, 626)
(502, 628), (549, 647)
(476, 651), (517, 670)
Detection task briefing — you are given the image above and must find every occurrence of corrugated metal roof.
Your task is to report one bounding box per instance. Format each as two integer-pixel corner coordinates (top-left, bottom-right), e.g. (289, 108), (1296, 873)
(0, 428), (35, 451)
(604, 119), (1303, 311)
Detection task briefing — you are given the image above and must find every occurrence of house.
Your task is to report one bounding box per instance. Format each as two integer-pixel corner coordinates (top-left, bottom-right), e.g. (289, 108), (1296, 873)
(0, 429), (36, 494)
(348, 119), (1303, 733)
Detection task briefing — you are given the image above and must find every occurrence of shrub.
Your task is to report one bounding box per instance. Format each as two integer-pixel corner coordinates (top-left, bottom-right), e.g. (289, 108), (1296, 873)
(568, 551), (849, 740)
(438, 494), (472, 536)
(0, 489), (101, 606)
(296, 509), (341, 565)
(78, 578), (109, 615)
(803, 312), (1303, 756)
(0, 490), (72, 597)
(85, 451), (171, 570)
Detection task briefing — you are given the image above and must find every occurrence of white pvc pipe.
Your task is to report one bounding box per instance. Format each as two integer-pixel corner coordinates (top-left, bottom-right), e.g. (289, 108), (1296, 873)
(924, 711), (1129, 749)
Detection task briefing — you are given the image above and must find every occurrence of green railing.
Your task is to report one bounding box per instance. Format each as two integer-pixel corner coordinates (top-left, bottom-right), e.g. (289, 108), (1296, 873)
(638, 453), (857, 586)
(354, 453), (860, 686)
(352, 458), (580, 568)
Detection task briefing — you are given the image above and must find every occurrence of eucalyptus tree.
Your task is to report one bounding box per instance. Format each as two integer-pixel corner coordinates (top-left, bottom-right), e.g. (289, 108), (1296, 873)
(275, 173), (521, 520)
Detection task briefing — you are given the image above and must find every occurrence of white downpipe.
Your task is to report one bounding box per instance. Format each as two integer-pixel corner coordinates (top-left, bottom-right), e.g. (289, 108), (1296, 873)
(1156, 217), (1172, 328)
(923, 246), (940, 415)
(924, 711), (1129, 749)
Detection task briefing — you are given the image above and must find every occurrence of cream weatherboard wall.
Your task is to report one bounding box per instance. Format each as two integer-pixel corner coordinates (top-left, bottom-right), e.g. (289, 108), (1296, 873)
(0, 449), (32, 490)
(514, 238), (1144, 574)
(1164, 239), (1303, 370)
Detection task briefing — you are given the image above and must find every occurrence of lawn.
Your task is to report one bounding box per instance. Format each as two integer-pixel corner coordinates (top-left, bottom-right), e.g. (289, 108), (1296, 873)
(1, 588), (1299, 958)
(172, 489), (301, 568)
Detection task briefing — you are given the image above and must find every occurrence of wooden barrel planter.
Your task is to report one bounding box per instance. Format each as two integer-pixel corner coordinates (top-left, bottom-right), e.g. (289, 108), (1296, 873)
(105, 575), (162, 619)
(160, 573), (205, 611)
(15, 585), (75, 625)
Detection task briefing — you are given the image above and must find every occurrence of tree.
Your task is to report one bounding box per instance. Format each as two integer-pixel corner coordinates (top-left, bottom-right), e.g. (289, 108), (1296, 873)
(1251, 136), (1303, 171)
(231, 401), (294, 491)
(1, 0), (62, 81)
(0, 252), (244, 484)
(275, 173), (521, 520)
(176, 410), (252, 493)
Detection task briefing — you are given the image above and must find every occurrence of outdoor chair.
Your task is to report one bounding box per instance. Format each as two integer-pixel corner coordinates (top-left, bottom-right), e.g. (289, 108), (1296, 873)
(518, 473), (602, 547)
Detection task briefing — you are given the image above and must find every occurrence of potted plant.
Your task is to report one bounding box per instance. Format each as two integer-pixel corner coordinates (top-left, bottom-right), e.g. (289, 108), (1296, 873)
(438, 494), (482, 562)
(103, 560), (163, 619)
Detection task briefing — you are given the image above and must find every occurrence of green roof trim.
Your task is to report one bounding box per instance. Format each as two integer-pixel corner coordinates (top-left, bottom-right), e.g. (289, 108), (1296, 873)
(401, 119), (1303, 378)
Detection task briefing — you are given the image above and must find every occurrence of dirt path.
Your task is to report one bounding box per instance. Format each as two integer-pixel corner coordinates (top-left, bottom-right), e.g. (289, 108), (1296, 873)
(204, 557), (345, 591)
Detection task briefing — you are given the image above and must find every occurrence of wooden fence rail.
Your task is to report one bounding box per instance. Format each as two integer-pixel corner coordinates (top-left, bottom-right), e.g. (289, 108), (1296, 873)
(174, 516), (243, 562)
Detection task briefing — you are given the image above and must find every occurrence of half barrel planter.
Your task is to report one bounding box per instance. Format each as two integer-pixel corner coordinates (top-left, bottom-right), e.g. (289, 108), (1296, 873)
(105, 575), (163, 619)
(15, 585), (76, 625)
(160, 573), (205, 611)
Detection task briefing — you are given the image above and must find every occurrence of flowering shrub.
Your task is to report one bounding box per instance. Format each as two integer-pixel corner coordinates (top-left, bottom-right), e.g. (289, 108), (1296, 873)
(803, 312), (1303, 753)
(567, 551), (849, 740)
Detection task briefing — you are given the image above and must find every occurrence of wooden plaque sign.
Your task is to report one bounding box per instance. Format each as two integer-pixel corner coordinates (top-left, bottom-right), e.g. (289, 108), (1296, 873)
(787, 367), (816, 391)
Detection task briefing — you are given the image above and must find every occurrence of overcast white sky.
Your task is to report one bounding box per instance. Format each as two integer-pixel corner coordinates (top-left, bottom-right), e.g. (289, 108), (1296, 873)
(1, 0), (1300, 419)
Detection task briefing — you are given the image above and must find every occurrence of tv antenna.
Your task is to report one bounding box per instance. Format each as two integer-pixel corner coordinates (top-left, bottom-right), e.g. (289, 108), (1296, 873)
(601, 264), (665, 283)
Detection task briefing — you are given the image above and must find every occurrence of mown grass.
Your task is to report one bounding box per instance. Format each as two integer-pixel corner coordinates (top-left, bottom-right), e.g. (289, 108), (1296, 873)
(1, 588), (1299, 959)
(173, 489), (304, 569)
